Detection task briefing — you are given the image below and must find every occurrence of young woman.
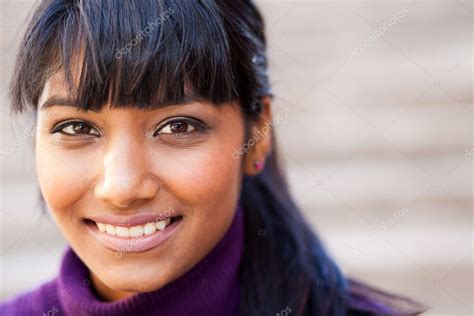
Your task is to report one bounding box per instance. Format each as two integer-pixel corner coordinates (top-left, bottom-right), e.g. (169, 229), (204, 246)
(1, 0), (426, 315)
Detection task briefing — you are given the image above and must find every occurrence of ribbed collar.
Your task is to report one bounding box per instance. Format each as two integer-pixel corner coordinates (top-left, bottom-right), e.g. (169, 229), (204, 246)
(57, 203), (244, 316)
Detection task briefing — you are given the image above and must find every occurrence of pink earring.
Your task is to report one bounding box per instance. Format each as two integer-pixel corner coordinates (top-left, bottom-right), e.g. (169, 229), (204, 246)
(253, 159), (265, 171)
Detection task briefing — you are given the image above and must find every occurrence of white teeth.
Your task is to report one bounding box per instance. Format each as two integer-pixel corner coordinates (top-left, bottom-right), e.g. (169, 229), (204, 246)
(97, 222), (106, 233)
(129, 225), (144, 237)
(155, 219), (167, 230)
(96, 217), (176, 237)
(144, 223), (156, 235)
(105, 224), (116, 236)
(116, 226), (130, 238)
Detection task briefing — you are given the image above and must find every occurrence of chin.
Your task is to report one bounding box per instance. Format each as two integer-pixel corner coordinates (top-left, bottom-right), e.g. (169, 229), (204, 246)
(97, 264), (173, 294)
(117, 282), (162, 294)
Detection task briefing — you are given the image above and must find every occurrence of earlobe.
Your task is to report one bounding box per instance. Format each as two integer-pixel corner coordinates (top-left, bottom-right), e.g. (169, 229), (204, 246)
(253, 159), (265, 171)
(242, 96), (273, 176)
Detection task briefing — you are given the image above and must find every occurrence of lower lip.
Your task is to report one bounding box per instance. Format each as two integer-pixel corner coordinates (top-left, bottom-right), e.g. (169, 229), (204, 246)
(86, 218), (182, 253)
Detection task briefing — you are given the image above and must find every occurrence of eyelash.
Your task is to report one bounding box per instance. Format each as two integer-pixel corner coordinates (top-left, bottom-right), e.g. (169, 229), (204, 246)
(51, 120), (100, 137)
(50, 117), (208, 138)
(153, 117), (208, 137)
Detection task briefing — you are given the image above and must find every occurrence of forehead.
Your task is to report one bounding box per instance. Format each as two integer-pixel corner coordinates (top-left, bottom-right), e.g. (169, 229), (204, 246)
(37, 69), (241, 117)
(38, 70), (82, 111)
(40, 71), (68, 98)
(38, 69), (200, 113)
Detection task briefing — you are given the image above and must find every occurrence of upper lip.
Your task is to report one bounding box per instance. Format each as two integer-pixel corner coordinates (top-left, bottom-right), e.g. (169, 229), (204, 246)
(86, 211), (180, 227)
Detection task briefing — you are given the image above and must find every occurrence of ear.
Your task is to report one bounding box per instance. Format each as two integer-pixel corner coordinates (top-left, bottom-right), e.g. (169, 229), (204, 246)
(242, 96), (273, 176)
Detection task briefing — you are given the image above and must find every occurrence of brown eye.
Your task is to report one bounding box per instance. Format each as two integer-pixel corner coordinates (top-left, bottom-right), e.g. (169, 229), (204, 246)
(155, 118), (204, 136)
(169, 121), (193, 134)
(52, 121), (100, 136)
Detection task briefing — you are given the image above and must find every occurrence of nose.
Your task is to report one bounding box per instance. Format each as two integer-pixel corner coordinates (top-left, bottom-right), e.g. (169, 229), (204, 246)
(94, 139), (159, 208)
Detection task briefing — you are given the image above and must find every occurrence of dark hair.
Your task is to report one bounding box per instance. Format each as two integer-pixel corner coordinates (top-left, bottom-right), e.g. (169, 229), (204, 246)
(9, 0), (426, 315)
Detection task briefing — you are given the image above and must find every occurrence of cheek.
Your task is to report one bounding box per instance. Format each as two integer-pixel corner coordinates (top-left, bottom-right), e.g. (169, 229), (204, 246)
(166, 152), (239, 201)
(153, 138), (243, 208)
(35, 143), (100, 216)
(150, 132), (244, 245)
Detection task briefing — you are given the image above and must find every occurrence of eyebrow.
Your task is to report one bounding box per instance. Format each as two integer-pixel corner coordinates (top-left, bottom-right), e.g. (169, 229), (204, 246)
(39, 97), (82, 110)
(39, 96), (202, 112)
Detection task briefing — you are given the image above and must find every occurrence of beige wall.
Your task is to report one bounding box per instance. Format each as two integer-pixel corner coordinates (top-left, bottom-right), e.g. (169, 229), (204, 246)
(1, 1), (472, 315)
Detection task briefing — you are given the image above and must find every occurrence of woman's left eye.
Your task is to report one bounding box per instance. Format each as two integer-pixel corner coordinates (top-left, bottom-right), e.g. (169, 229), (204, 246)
(154, 118), (206, 136)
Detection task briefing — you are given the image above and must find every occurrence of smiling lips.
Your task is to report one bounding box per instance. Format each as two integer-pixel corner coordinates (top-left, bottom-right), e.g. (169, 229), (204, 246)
(85, 213), (183, 252)
(96, 218), (172, 237)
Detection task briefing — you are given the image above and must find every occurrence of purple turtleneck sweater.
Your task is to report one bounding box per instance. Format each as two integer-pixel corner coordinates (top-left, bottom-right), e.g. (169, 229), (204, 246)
(1, 203), (244, 316)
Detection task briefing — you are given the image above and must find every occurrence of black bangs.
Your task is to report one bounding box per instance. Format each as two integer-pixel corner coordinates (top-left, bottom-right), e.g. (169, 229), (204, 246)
(10, 0), (246, 113)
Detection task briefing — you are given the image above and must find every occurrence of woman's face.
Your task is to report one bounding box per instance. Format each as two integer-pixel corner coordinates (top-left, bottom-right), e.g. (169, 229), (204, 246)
(35, 72), (248, 300)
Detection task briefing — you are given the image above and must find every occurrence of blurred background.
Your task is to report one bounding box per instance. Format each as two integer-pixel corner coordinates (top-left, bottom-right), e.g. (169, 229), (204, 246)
(0, 1), (472, 315)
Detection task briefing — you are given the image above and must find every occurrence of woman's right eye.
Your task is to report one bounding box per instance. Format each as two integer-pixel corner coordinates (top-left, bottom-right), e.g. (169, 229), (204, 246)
(51, 120), (100, 137)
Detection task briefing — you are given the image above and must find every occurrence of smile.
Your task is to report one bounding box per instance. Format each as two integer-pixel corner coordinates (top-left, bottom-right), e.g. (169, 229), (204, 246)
(96, 218), (173, 237)
(84, 214), (183, 253)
